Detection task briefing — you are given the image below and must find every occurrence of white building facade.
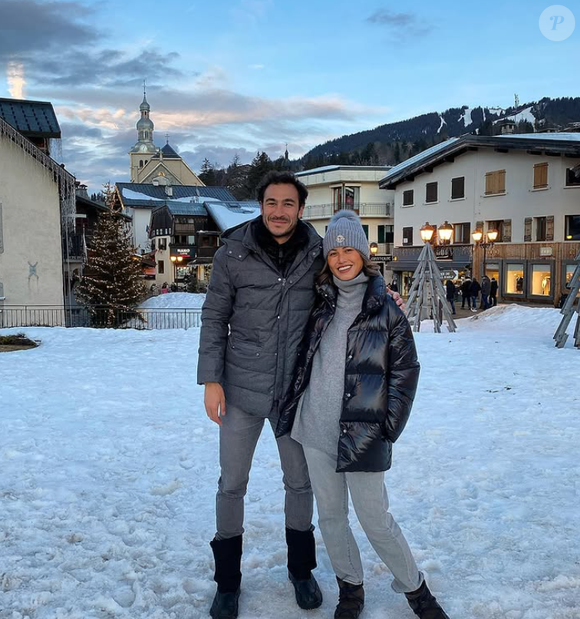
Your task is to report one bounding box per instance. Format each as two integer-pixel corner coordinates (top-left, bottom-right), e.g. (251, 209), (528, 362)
(380, 134), (580, 305)
(296, 166), (395, 279)
(0, 116), (73, 313)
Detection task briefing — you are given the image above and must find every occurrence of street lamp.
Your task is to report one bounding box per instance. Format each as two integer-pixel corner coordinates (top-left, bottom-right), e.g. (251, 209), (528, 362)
(438, 221), (453, 245)
(472, 228), (498, 278)
(370, 242), (379, 256)
(420, 222), (436, 243)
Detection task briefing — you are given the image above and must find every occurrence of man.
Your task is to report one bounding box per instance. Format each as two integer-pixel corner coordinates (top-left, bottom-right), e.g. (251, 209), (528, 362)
(480, 275), (491, 310)
(197, 171), (402, 618)
(489, 277), (498, 306)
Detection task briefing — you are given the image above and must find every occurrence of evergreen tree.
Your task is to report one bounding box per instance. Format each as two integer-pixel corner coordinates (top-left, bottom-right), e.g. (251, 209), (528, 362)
(76, 184), (146, 326)
(245, 151), (274, 198)
(198, 158), (218, 185)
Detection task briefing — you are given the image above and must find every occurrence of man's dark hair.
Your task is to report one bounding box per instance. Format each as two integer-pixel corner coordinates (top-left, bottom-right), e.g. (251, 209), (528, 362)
(256, 171), (308, 206)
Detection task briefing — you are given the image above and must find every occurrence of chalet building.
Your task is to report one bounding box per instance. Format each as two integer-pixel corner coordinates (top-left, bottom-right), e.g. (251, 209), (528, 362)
(379, 133), (580, 305)
(0, 100), (75, 312)
(114, 183), (235, 255)
(295, 165), (395, 279)
(149, 200), (259, 286)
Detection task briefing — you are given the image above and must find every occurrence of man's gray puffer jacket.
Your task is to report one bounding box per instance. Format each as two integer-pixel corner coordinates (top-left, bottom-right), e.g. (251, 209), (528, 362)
(197, 217), (324, 417)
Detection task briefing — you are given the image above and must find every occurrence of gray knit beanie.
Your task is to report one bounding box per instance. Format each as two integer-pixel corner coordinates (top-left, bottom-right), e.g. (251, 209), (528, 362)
(323, 210), (370, 259)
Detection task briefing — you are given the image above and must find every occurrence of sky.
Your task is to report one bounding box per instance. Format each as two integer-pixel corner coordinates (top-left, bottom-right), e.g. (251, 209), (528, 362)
(1, 0), (579, 192)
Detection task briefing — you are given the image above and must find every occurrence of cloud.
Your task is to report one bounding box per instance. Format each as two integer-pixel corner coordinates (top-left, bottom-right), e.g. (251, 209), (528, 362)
(366, 8), (431, 36)
(0, 0), (98, 56)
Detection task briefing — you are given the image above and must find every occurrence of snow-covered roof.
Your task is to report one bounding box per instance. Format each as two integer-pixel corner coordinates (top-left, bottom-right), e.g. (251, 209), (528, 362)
(497, 132), (580, 142)
(204, 201), (260, 232)
(296, 164), (391, 176)
(380, 133), (580, 188)
(380, 138), (460, 184)
(116, 183), (235, 207)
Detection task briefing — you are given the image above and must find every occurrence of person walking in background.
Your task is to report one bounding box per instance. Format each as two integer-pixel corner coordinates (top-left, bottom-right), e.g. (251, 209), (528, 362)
(460, 277), (472, 309)
(480, 275), (491, 310)
(490, 277), (498, 306)
(469, 277), (481, 312)
(277, 211), (450, 619)
(445, 279), (457, 315)
(390, 279), (399, 293)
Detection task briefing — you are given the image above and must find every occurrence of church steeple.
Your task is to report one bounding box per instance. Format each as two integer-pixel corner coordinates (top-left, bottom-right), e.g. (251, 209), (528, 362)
(131, 82), (156, 154)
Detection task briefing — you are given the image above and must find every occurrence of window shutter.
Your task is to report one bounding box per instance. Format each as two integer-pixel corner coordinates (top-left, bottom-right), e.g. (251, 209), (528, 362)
(378, 225), (385, 243)
(451, 177), (465, 199)
(498, 170), (506, 193)
(524, 217), (532, 242)
(533, 162), (548, 189)
(546, 215), (554, 241)
(485, 172), (493, 195)
(502, 219), (512, 243)
(403, 190), (414, 206)
(426, 182), (438, 203)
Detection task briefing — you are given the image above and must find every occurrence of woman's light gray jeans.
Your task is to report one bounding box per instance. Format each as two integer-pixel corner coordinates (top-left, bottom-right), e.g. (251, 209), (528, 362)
(303, 446), (423, 593)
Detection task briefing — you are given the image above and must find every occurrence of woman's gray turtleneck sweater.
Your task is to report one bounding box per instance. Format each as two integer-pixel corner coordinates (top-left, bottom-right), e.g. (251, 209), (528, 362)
(291, 271), (369, 456)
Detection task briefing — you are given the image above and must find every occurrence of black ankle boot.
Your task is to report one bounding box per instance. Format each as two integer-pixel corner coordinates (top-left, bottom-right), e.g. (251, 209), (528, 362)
(209, 536), (242, 618)
(286, 527), (323, 609)
(405, 581), (450, 619)
(335, 577), (365, 619)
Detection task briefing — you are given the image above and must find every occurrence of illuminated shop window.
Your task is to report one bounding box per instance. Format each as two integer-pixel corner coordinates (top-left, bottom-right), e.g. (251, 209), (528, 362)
(505, 263), (524, 295)
(530, 264), (552, 296)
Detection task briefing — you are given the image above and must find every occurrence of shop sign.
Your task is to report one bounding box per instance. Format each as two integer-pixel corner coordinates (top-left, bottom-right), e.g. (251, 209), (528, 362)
(440, 269), (459, 280)
(434, 246), (453, 260)
(540, 247), (553, 257)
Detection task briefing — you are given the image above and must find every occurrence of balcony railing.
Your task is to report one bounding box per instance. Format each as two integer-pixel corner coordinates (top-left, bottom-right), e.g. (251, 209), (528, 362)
(302, 202), (393, 220)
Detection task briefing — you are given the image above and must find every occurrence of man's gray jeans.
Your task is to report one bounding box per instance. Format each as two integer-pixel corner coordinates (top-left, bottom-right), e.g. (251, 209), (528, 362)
(216, 404), (313, 540)
(303, 446), (423, 593)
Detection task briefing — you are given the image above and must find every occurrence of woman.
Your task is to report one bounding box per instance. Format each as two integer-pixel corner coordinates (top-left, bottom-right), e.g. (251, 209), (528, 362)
(277, 211), (449, 619)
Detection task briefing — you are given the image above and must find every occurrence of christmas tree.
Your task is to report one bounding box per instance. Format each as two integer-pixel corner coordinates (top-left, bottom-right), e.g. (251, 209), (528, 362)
(76, 183), (146, 327)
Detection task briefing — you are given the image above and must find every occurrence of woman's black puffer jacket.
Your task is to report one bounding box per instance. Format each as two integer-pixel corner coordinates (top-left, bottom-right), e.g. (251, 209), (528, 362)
(276, 274), (420, 473)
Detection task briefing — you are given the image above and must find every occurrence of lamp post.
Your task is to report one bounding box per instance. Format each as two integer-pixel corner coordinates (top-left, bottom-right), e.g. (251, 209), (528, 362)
(438, 221), (453, 245)
(472, 228), (498, 278)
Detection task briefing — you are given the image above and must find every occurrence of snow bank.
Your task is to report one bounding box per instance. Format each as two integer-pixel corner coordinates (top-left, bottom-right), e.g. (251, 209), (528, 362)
(140, 292), (206, 309)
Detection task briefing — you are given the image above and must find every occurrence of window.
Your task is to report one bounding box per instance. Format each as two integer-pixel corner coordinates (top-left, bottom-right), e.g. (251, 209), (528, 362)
(485, 169), (506, 195)
(487, 219), (511, 242)
(425, 182), (438, 203)
(453, 222), (470, 244)
(151, 239), (156, 250)
(158, 260), (165, 274)
(565, 168), (580, 187)
(362, 225), (369, 239)
(402, 227), (413, 246)
(402, 190), (414, 206)
(533, 162), (548, 189)
(565, 215), (580, 240)
(139, 160), (144, 168)
(378, 225), (394, 243)
(451, 177), (465, 199)
(535, 217), (547, 242)
(159, 238), (167, 250)
(332, 186), (360, 210)
(564, 264), (577, 290)
(505, 263), (524, 295)
(530, 264), (552, 296)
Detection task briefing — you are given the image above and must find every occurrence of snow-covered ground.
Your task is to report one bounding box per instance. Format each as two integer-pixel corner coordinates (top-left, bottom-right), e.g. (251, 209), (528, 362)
(140, 293), (206, 309)
(1, 306), (580, 619)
